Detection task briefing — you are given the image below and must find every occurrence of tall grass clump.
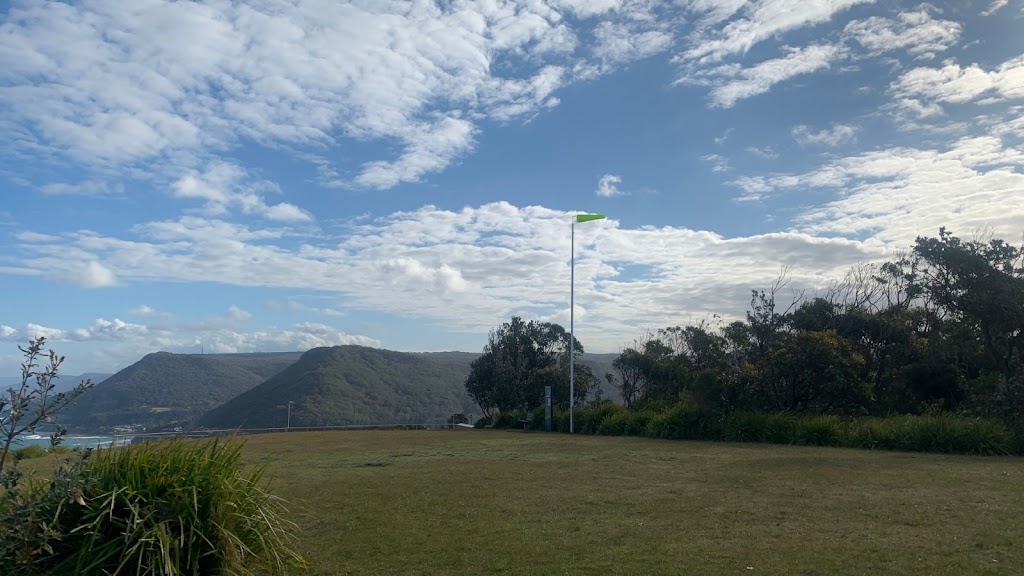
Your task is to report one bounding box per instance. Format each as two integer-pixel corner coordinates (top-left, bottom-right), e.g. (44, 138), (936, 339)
(843, 415), (1013, 455)
(597, 411), (656, 436)
(645, 404), (720, 440)
(43, 439), (303, 576)
(574, 403), (626, 435)
(11, 444), (48, 461)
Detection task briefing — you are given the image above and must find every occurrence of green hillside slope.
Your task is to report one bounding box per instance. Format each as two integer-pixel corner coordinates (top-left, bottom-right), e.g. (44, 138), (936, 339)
(197, 346), (480, 429)
(198, 347), (622, 429)
(61, 351), (303, 432)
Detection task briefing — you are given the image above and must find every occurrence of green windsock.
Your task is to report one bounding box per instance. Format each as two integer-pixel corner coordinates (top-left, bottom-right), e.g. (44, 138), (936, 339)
(575, 214), (606, 223)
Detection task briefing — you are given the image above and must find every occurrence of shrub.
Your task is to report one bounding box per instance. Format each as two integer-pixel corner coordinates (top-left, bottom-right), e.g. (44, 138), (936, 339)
(574, 403), (626, 434)
(16, 439), (305, 576)
(552, 409), (570, 433)
(474, 415), (493, 428)
(12, 444), (48, 461)
(492, 410), (525, 429)
(527, 407), (547, 431)
(792, 415), (842, 446)
(597, 411), (655, 436)
(721, 412), (770, 443)
(843, 415), (1013, 455)
(644, 404), (720, 440)
(0, 450), (94, 575)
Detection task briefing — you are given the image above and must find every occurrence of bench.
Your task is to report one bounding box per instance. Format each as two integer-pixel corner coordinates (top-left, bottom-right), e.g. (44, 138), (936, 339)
(517, 412), (535, 431)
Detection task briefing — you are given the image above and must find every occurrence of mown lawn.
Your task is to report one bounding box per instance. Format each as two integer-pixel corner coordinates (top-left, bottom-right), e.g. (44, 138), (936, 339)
(242, 430), (1024, 576)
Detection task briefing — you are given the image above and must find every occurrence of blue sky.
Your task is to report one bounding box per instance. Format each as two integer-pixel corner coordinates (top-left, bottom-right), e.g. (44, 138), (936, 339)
(1, 0), (1023, 374)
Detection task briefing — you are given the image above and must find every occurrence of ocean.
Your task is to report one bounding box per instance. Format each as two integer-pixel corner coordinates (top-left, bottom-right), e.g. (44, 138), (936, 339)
(13, 435), (133, 450)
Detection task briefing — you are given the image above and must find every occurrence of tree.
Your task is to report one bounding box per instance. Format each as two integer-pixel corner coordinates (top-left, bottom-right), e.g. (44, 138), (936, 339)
(912, 229), (1024, 378)
(1, 338), (93, 482)
(465, 317), (595, 415)
(758, 330), (867, 414)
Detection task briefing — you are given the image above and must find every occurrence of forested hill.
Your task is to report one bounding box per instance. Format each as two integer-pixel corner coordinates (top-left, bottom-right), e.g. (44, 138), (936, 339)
(197, 346), (481, 429)
(60, 352), (303, 433)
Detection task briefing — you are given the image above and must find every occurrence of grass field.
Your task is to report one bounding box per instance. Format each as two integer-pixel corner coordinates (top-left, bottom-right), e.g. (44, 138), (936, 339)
(239, 430), (1024, 576)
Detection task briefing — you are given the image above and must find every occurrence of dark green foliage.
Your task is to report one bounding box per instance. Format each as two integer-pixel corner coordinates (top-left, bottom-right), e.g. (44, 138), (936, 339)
(199, 346), (480, 429)
(0, 449), (93, 574)
(645, 404), (721, 440)
(61, 351), (303, 432)
(843, 415), (1014, 455)
(562, 402), (1015, 456)
(491, 410), (524, 429)
(597, 410), (655, 436)
(719, 411), (797, 444)
(11, 445), (47, 461)
(574, 403), (625, 435)
(465, 317), (598, 416)
(791, 416), (843, 446)
(0, 440), (304, 575)
(601, 229), (1024, 453)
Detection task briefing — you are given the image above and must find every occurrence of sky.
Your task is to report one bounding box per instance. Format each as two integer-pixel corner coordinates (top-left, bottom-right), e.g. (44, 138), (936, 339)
(1, 0), (1023, 375)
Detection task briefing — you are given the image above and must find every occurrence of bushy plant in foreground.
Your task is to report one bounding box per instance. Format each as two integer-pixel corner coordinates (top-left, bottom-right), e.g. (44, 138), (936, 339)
(597, 411), (655, 436)
(1, 439), (304, 576)
(645, 404), (721, 440)
(574, 403), (626, 435)
(719, 411), (796, 444)
(843, 415), (1013, 455)
(11, 444), (48, 461)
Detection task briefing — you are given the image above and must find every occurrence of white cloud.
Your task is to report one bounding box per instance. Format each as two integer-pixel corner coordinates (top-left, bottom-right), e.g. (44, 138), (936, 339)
(226, 305), (252, 322)
(16, 231), (61, 243)
(62, 261), (117, 288)
(10, 202), (887, 353)
(353, 118), (477, 190)
(843, 10), (961, 59)
(0, 317), (378, 369)
(0, 0), (676, 193)
(551, 0), (623, 18)
(172, 161), (312, 221)
(69, 318), (150, 342)
(678, 0), (872, 64)
(682, 0), (749, 28)
(593, 20), (673, 66)
(729, 175), (775, 202)
(23, 323), (66, 341)
(713, 127), (734, 145)
(702, 154), (731, 172)
(39, 180), (119, 196)
(689, 44), (843, 108)
(892, 55), (1024, 116)
(746, 146), (778, 159)
(981, 0), (1009, 16)
(130, 305), (173, 319)
(595, 174), (628, 197)
(196, 323), (381, 354)
(792, 124), (859, 147)
(732, 134), (1024, 246)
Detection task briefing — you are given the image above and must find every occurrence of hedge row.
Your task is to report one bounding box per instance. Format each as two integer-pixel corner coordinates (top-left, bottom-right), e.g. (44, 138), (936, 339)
(476, 404), (1019, 456)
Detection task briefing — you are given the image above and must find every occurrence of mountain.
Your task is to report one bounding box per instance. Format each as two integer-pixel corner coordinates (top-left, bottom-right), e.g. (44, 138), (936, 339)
(60, 352), (303, 433)
(198, 347), (624, 430)
(197, 346), (480, 429)
(580, 353), (620, 401)
(0, 372), (112, 394)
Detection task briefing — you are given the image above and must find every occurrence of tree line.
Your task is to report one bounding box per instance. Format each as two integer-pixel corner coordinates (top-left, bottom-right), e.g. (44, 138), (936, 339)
(467, 229), (1024, 436)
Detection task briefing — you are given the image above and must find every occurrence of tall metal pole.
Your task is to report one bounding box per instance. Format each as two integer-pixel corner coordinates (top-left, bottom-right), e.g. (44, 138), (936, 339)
(287, 400), (292, 430)
(569, 219), (575, 434)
